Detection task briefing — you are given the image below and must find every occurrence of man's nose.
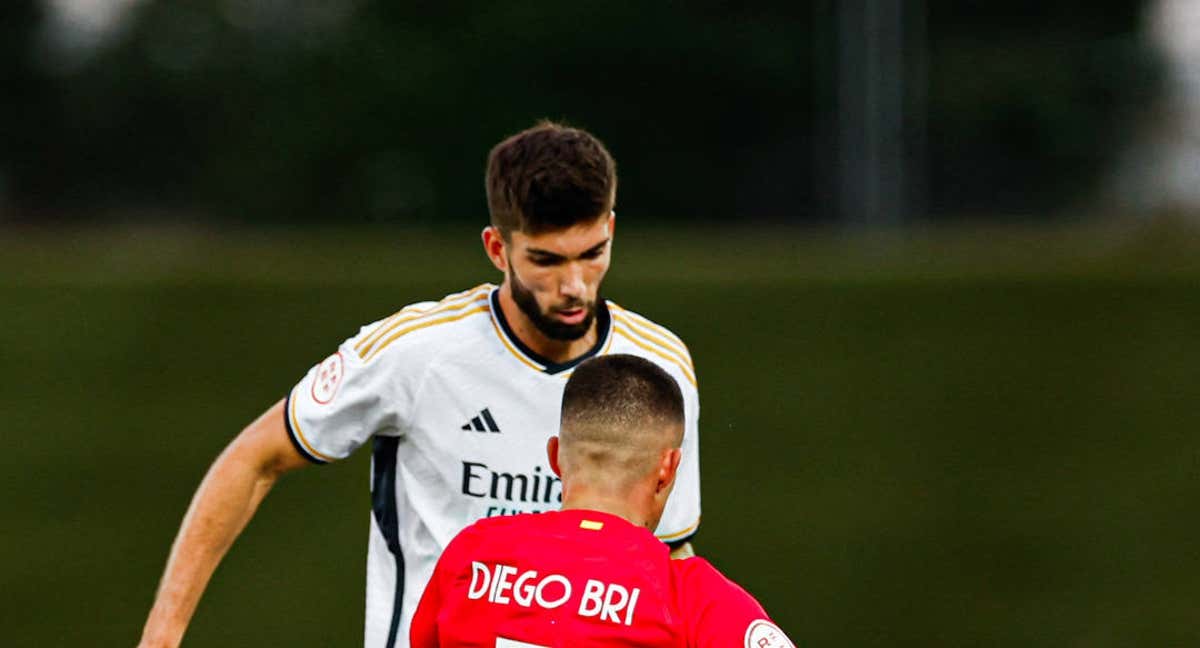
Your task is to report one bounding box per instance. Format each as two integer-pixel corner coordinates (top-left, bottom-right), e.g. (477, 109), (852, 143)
(559, 263), (586, 298)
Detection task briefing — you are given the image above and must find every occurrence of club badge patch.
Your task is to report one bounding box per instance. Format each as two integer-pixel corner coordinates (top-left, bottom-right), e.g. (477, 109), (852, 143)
(311, 352), (344, 404)
(744, 619), (794, 648)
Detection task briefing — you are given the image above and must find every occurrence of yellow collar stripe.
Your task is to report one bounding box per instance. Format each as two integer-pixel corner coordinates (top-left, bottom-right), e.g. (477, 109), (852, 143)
(487, 311), (546, 372)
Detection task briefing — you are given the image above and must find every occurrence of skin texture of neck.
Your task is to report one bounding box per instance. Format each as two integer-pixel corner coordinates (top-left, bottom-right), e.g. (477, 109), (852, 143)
(560, 481), (659, 531)
(497, 281), (599, 364)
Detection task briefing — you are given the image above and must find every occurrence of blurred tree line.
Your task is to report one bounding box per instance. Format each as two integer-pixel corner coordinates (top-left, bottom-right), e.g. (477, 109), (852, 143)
(0, 0), (1159, 224)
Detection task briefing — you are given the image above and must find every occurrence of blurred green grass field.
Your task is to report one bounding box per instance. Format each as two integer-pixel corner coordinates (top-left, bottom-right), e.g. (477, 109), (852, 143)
(3, 222), (1200, 646)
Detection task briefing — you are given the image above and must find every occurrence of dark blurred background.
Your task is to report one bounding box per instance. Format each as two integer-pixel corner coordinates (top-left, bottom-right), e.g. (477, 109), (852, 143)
(5, 1), (1200, 646)
(2, 0), (1183, 224)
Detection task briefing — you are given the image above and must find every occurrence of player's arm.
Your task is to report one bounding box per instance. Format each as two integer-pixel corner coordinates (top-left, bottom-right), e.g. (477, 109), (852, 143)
(138, 398), (310, 648)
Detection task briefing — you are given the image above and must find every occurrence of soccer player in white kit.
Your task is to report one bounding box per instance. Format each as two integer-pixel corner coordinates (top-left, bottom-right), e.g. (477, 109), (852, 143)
(138, 122), (701, 648)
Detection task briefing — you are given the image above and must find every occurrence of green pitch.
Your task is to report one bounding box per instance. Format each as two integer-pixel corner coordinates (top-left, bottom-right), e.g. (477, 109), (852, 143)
(3, 222), (1200, 646)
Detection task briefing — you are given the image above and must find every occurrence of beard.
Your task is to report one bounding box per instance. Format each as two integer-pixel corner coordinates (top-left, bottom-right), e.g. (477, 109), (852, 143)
(509, 267), (597, 341)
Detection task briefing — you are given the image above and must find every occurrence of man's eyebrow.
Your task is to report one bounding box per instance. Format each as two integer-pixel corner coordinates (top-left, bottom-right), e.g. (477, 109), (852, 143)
(526, 238), (610, 258)
(525, 248), (565, 258)
(581, 239), (610, 255)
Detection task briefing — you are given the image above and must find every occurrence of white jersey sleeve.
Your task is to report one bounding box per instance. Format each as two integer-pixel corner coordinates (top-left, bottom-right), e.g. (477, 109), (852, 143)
(655, 368), (701, 543)
(285, 318), (417, 463)
(606, 302), (702, 544)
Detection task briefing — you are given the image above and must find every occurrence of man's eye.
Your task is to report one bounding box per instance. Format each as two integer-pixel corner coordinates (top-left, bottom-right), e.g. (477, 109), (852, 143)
(530, 257), (558, 266)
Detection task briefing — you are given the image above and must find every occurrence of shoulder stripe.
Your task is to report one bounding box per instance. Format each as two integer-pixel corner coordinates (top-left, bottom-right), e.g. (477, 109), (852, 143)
(363, 305), (490, 363)
(355, 283), (490, 355)
(356, 291), (471, 355)
(357, 286), (491, 359)
(612, 312), (695, 375)
(657, 516), (701, 542)
(614, 326), (697, 387)
(355, 284), (491, 357)
(608, 303), (690, 358)
(287, 388), (335, 463)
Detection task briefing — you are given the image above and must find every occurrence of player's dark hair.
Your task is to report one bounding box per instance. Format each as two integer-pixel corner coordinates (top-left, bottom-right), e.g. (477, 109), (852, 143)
(486, 121), (617, 238)
(560, 354), (684, 447)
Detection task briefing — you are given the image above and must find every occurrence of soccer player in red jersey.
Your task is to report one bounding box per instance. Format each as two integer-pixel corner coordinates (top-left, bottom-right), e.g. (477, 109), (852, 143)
(411, 354), (794, 648)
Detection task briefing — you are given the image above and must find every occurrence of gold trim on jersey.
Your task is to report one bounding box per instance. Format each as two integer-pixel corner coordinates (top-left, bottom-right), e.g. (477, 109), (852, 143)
(487, 312), (548, 372)
(656, 516), (701, 542)
(487, 298), (621, 376)
(612, 319), (697, 387)
(362, 305), (491, 363)
(610, 310), (694, 374)
(608, 303), (690, 358)
(288, 387), (336, 463)
(355, 284), (492, 359)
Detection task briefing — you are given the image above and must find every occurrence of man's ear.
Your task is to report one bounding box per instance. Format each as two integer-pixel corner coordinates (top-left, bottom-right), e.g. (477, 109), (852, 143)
(481, 226), (508, 273)
(655, 448), (682, 497)
(546, 436), (563, 478)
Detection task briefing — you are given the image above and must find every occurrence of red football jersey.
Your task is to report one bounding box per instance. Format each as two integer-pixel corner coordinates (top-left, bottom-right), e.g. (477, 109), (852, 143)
(410, 509), (794, 648)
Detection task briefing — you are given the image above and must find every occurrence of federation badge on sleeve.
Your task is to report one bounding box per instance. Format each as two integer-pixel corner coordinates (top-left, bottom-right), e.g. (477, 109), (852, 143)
(744, 619), (794, 648)
(311, 351), (345, 404)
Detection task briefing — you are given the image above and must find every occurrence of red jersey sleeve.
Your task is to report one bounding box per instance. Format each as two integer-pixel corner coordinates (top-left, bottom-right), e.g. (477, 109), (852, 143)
(676, 558), (796, 648)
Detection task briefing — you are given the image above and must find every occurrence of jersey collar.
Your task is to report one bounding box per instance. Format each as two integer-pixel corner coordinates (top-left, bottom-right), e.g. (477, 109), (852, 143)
(488, 287), (613, 375)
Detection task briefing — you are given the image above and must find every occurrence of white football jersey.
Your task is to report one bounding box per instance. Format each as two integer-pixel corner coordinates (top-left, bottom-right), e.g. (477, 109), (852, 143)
(285, 284), (701, 648)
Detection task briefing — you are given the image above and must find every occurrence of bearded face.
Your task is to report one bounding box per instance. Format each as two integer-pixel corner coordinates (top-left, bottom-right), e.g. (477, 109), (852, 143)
(508, 261), (597, 341)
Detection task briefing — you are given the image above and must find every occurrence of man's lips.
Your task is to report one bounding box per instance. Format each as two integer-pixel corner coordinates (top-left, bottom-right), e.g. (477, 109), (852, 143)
(554, 307), (587, 324)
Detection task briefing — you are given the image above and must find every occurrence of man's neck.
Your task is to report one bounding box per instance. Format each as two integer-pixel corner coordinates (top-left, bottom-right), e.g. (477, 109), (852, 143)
(561, 489), (657, 531)
(497, 283), (598, 364)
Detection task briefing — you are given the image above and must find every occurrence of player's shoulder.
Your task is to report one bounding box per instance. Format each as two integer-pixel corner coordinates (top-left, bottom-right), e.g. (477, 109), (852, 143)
(465, 509), (576, 538)
(453, 508), (539, 544)
(672, 557), (726, 587)
(347, 283), (496, 365)
(606, 300), (691, 353)
(672, 558), (792, 646)
(439, 510), (554, 566)
(673, 557), (762, 609)
(454, 510), (602, 548)
(605, 300), (696, 389)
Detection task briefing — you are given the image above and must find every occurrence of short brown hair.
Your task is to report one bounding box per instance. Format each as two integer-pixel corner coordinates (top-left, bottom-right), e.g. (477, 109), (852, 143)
(561, 354), (684, 454)
(485, 121), (617, 237)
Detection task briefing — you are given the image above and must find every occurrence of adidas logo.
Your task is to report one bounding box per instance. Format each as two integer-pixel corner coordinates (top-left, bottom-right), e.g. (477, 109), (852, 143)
(461, 408), (501, 433)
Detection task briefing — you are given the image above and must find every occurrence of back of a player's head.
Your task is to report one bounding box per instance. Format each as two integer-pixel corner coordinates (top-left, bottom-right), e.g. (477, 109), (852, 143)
(486, 121), (617, 239)
(559, 354), (684, 485)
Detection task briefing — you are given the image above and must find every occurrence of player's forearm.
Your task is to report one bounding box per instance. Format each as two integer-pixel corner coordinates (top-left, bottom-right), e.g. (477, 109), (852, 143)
(140, 401), (303, 648)
(140, 452), (278, 645)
